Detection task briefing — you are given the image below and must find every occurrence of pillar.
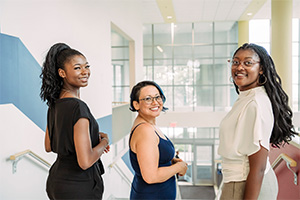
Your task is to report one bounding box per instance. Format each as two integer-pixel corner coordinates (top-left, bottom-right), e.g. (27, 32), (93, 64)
(238, 20), (249, 47)
(271, 0), (293, 106)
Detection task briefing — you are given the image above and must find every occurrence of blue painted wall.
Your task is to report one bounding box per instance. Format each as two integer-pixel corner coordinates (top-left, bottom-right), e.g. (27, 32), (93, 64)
(122, 151), (134, 174)
(97, 115), (112, 142)
(0, 33), (48, 131)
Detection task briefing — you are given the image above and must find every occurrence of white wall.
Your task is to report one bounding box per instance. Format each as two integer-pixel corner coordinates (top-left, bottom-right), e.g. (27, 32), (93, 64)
(0, 0), (143, 118)
(0, 104), (56, 200)
(0, 0), (144, 199)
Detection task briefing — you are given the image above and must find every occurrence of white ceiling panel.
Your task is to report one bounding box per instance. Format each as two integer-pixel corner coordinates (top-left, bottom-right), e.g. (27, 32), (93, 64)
(142, 0), (300, 23)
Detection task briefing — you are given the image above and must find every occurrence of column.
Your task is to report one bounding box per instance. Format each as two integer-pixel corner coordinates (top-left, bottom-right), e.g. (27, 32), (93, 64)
(238, 20), (249, 47)
(271, 0), (293, 106)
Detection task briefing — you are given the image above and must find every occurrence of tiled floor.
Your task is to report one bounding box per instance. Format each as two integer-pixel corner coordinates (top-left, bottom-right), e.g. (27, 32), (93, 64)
(178, 185), (215, 200)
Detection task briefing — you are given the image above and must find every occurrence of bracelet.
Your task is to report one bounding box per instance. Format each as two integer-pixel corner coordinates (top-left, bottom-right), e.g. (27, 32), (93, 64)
(101, 137), (109, 146)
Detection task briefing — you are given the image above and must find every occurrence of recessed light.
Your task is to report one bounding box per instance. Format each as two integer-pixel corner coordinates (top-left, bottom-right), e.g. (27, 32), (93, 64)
(247, 13), (253, 16)
(167, 16), (173, 19)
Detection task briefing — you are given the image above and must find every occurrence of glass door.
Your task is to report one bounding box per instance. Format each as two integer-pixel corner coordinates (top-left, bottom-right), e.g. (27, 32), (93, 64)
(194, 144), (214, 185)
(174, 144), (193, 183)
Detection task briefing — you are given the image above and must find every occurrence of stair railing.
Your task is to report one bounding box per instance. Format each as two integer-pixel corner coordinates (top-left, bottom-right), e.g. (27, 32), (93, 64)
(272, 153), (297, 185)
(9, 149), (51, 173)
(108, 161), (132, 186)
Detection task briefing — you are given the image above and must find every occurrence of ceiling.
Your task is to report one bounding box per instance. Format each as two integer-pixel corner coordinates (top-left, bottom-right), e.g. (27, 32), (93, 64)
(142, 0), (300, 24)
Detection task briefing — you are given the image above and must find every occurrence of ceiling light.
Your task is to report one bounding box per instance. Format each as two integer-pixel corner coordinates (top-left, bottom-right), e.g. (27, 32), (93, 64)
(156, 46), (163, 52)
(167, 16), (173, 19)
(247, 13), (253, 16)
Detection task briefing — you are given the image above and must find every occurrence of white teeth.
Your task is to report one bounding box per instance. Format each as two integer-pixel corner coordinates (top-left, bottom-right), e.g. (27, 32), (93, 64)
(150, 107), (159, 111)
(236, 73), (246, 77)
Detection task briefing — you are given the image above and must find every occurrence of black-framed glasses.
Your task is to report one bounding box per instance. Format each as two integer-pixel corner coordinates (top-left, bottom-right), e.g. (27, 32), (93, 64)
(140, 95), (163, 104)
(229, 59), (260, 68)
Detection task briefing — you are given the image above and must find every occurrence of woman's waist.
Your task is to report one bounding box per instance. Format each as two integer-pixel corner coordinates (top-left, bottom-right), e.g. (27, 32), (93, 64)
(221, 157), (271, 182)
(132, 175), (175, 191)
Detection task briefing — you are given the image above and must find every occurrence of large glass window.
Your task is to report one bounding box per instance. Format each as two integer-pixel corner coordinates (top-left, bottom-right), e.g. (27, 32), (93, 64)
(249, 19), (300, 112)
(111, 30), (130, 103)
(143, 22), (238, 111)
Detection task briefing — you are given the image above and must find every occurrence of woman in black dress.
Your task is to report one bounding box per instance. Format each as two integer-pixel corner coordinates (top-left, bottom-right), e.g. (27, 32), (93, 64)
(40, 43), (110, 199)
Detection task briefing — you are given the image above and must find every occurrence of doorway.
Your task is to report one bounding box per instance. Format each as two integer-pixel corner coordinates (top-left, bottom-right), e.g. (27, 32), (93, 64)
(175, 143), (215, 185)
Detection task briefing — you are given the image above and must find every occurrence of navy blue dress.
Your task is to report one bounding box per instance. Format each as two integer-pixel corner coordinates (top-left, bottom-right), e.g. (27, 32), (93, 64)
(129, 123), (176, 200)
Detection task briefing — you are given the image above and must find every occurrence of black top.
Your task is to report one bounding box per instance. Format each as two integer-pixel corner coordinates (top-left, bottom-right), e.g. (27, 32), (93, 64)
(46, 98), (104, 199)
(47, 98), (100, 155)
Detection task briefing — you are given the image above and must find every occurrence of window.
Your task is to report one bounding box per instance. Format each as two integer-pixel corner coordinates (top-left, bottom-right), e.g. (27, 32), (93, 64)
(111, 30), (130, 103)
(143, 22), (238, 111)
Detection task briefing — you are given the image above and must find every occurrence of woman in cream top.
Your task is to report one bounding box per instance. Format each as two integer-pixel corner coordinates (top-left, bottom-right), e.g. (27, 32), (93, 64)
(218, 43), (297, 200)
(219, 86), (273, 183)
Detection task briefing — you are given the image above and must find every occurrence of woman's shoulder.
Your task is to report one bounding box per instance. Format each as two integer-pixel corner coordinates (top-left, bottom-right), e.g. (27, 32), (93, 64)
(131, 122), (157, 140)
(132, 122), (153, 133)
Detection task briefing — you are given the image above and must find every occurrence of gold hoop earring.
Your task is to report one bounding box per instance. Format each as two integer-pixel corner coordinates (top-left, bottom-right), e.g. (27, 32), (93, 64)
(259, 74), (267, 85)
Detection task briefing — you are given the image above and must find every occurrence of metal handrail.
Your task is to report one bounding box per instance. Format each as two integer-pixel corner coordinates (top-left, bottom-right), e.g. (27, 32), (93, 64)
(272, 153), (297, 185)
(109, 161), (132, 186)
(9, 149), (51, 173)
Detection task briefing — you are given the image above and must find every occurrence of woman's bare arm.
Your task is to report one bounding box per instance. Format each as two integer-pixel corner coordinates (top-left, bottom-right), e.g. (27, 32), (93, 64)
(244, 145), (268, 199)
(131, 124), (187, 184)
(45, 127), (51, 152)
(74, 118), (109, 170)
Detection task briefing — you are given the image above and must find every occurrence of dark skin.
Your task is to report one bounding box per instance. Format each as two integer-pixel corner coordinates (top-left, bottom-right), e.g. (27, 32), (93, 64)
(44, 55), (110, 170)
(232, 49), (268, 199)
(243, 145), (268, 199)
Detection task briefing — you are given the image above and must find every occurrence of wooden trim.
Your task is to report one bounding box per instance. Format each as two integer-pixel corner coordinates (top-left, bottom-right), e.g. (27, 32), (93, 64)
(9, 149), (30, 160)
(10, 149), (51, 167)
(272, 153), (297, 170)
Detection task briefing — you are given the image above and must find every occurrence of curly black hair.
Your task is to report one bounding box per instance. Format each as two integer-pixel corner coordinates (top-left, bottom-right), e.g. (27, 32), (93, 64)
(232, 43), (297, 147)
(129, 80), (168, 112)
(40, 43), (84, 106)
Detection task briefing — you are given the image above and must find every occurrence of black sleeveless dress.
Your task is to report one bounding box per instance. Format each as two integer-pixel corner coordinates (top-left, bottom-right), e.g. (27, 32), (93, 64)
(129, 123), (176, 199)
(46, 98), (104, 199)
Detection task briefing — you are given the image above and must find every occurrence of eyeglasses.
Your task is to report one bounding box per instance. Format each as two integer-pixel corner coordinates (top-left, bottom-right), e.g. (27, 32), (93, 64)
(140, 95), (163, 104)
(229, 59), (260, 68)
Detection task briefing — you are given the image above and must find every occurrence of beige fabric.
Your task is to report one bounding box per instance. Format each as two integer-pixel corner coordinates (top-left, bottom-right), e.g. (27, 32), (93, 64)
(220, 181), (246, 200)
(220, 168), (278, 200)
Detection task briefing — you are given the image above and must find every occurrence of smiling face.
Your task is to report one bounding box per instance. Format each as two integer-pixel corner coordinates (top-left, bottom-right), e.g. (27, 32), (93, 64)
(133, 85), (163, 119)
(231, 49), (263, 91)
(58, 55), (90, 89)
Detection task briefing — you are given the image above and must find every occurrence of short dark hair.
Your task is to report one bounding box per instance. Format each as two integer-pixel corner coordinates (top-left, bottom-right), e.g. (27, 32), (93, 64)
(129, 80), (168, 112)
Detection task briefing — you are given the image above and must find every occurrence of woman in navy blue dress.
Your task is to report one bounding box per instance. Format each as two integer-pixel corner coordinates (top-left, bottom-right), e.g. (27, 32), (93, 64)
(129, 81), (188, 199)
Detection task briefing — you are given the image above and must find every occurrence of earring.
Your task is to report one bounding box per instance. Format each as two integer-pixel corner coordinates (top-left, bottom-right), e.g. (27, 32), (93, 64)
(259, 74), (267, 85)
(229, 76), (234, 83)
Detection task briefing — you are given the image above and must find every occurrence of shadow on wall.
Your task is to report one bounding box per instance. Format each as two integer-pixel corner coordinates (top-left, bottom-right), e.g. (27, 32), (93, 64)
(0, 33), (48, 131)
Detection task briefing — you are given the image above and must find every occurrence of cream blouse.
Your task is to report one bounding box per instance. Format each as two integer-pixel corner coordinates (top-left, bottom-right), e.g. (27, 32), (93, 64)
(218, 86), (274, 183)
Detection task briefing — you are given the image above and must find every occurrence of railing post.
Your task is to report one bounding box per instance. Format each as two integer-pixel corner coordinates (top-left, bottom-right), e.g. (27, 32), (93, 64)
(12, 157), (21, 174)
(286, 162), (298, 185)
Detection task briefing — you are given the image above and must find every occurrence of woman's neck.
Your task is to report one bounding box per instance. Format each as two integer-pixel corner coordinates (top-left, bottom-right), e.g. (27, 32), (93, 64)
(138, 114), (156, 125)
(60, 88), (80, 99)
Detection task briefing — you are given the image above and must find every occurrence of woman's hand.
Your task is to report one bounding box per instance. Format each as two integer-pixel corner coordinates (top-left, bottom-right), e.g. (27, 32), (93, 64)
(175, 161), (188, 176)
(171, 158), (182, 164)
(99, 132), (110, 153)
